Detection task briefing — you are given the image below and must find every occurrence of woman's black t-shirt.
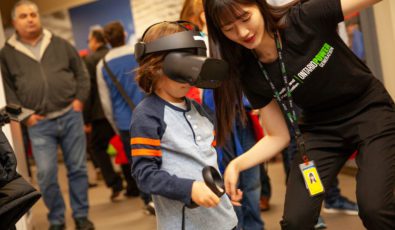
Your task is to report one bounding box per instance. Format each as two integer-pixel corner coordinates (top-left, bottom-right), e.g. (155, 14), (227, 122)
(241, 0), (381, 123)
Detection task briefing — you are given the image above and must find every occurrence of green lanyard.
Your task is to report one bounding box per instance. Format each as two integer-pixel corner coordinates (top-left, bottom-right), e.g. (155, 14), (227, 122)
(254, 31), (309, 163)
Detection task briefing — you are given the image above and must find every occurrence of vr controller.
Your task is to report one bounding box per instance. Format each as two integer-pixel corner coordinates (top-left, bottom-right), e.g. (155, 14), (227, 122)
(188, 166), (226, 208)
(202, 166), (225, 197)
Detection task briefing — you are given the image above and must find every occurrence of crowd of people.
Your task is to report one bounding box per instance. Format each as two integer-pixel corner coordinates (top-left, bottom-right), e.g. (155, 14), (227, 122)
(1, 0), (393, 230)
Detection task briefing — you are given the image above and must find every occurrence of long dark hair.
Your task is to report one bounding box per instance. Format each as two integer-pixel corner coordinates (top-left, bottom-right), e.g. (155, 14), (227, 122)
(204, 0), (299, 146)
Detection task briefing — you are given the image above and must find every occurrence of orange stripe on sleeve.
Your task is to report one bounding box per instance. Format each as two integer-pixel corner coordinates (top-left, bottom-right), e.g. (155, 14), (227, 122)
(131, 137), (160, 146)
(212, 130), (216, 147)
(132, 149), (162, 157)
(212, 139), (217, 147)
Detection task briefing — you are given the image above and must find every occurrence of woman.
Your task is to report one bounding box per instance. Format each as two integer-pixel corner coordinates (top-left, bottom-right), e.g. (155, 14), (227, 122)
(180, 1), (269, 229)
(204, 0), (395, 229)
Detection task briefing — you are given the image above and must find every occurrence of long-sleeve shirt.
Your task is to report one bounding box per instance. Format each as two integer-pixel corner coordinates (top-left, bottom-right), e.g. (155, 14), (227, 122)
(130, 94), (237, 230)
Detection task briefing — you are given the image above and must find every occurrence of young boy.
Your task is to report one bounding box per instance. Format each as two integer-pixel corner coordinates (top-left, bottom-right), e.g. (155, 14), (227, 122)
(130, 21), (238, 230)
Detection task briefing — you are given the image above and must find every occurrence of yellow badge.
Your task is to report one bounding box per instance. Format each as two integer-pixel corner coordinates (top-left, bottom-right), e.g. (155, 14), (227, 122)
(299, 161), (324, 196)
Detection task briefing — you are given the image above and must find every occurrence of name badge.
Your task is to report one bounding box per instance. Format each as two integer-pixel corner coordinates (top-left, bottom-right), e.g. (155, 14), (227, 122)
(299, 161), (324, 196)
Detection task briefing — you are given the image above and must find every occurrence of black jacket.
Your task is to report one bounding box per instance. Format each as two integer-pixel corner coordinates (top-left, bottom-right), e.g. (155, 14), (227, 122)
(0, 128), (41, 230)
(83, 46), (109, 123)
(0, 30), (90, 115)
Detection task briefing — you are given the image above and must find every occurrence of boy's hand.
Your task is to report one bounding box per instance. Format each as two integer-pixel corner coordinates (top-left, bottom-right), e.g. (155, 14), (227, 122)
(191, 181), (220, 208)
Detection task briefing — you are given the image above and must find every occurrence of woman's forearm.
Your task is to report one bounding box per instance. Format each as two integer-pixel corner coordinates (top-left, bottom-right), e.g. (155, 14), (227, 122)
(233, 134), (290, 172)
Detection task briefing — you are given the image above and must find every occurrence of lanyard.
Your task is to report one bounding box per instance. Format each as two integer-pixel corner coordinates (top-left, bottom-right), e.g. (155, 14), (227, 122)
(254, 31), (309, 163)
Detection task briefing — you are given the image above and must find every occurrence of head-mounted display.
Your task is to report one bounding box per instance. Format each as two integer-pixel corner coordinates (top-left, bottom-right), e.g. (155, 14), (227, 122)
(134, 21), (228, 89)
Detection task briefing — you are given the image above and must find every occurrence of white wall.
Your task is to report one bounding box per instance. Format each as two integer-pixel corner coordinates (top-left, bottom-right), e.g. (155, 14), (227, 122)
(131, 0), (184, 38)
(373, 0), (395, 99)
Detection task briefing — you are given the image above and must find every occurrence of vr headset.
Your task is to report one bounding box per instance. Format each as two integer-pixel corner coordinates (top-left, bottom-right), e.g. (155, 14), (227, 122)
(134, 21), (228, 89)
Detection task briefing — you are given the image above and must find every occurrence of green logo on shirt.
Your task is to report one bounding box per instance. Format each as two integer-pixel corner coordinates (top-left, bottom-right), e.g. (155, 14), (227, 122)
(280, 43), (334, 99)
(312, 43), (334, 67)
(296, 43), (334, 81)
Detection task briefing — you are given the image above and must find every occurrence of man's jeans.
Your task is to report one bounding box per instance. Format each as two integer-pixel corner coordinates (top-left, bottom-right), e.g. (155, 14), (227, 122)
(28, 109), (89, 224)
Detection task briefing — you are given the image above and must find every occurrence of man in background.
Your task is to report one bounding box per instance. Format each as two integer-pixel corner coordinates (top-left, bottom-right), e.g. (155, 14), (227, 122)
(83, 28), (125, 201)
(0, 1), (94, 229)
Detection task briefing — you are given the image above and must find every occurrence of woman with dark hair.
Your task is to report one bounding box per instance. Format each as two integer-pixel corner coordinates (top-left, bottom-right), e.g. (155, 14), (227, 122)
(203, 0), (395, 229)
(180, 1), (268, 229)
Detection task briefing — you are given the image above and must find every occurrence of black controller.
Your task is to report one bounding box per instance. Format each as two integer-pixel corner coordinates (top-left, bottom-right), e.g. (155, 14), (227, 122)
(202, 166), (225, 197)
(187, 166), (225, 208)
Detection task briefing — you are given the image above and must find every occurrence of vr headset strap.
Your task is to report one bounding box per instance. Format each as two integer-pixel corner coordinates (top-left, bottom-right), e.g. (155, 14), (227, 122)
(102, 59), (136, 111)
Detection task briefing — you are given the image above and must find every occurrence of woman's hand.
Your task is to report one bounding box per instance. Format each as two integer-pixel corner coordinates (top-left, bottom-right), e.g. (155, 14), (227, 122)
(229, 189), (243, 206)
(224, 160), (241, 201)
(191, 181), (220, 208)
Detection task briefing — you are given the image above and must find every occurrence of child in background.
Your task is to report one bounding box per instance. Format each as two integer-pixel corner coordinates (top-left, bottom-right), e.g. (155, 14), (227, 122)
(130, 21), (239, 230)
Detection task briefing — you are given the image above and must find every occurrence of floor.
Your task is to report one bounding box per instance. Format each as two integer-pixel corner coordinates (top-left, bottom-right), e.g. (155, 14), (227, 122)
(30, 161), (365, 230)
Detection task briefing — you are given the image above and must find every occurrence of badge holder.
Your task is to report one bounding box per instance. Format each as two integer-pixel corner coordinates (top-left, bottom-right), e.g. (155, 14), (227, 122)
(299, 157), (325, 196)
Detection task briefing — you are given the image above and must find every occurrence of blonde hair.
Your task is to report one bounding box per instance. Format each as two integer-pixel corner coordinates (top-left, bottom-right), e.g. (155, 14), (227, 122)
(135, 22), (185, 94)
(180, 0), (204, 29)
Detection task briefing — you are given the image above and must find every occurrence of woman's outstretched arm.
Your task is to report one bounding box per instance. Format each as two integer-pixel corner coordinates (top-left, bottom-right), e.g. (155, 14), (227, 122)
(224, 99), (290, 198)
(341, 0), (382, 16)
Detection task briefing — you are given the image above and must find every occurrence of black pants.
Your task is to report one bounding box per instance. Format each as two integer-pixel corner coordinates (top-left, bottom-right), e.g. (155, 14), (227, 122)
(281, 87), (395, 229)
(91, 119), (122, 191)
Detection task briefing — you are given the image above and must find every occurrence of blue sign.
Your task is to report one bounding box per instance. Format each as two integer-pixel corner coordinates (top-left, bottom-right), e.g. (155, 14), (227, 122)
(69, 0), (135, 51)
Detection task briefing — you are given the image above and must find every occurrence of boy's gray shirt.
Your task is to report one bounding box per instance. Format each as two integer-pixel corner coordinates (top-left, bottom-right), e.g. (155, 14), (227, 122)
(131, 94), (238, 230)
